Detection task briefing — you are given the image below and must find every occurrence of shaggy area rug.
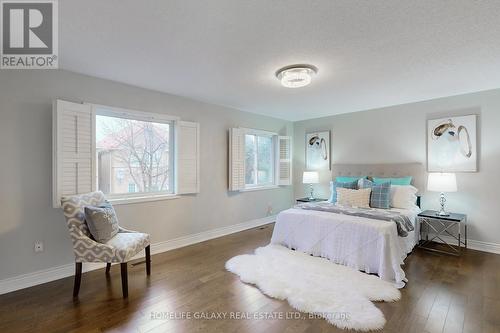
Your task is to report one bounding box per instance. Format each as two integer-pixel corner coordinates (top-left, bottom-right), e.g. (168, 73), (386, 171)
(226, 245), (400, 331)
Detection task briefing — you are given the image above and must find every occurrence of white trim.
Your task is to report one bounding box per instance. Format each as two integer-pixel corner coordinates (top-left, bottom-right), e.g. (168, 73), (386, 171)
(239, 185), (280, 192)
(91, 107), (97, 193)
(228, 128), (245, 191)
(175, 121), (200, 194)
(107, 194), (181, 205)
(52, 100), (94, 208)
(468, 239), (500, 254)
(148, 215), (274, 255)
(93, 103), (177, 198)
(52, 100), (58, 207)
(423, 235), (500, 255)
(92, 103), (179, 123)
(0, 215), (276, 295)
(239, 127), (277, 137)
(277, 136), (292, 186)
(240, 128), (278, 189)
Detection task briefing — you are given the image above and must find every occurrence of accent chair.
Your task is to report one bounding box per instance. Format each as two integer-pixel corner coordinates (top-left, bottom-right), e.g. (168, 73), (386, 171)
(60, 191), (151, 298)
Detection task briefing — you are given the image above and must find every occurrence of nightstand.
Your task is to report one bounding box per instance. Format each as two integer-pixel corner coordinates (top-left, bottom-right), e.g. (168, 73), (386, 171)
(296, 197), (327, 203)
(417, 210), (467, 256)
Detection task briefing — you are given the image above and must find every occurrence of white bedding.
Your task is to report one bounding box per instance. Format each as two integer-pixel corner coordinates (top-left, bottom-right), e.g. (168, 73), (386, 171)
(270, 206), (420, 288)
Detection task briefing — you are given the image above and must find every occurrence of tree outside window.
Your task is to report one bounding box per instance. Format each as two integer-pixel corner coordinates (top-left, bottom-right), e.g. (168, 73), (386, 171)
(96, 115), (172, 195)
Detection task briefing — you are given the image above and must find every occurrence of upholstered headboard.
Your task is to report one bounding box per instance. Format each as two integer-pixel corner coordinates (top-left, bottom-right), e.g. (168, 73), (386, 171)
(331, 163), (425, 194)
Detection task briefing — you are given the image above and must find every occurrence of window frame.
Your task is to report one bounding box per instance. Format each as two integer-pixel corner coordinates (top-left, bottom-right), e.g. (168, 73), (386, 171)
(92, 104), (180, 202)
(241, 128), (279, 191)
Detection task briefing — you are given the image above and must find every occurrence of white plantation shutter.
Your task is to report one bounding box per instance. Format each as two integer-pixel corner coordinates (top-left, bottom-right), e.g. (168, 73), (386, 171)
(229, 128), (245, 191)
(176, 121), (200, 194)
(52, 100), (95, 207)
(277, 136), (292, 185)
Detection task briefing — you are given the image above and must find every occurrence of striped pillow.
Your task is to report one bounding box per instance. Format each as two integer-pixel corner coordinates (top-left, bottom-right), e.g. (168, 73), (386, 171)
(336, 188), (371, 208)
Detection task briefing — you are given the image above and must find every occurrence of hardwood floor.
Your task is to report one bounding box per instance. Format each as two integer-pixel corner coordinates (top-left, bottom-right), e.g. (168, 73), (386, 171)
(1, 224), (499, 333)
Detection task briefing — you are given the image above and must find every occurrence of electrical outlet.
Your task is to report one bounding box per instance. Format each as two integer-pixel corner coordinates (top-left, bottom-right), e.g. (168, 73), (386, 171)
(266, 204), (273, 216)
(34, 241), (44, 253)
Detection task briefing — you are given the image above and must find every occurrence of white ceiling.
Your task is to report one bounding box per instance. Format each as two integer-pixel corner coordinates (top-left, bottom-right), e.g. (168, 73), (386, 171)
(60, 0), (500, 121)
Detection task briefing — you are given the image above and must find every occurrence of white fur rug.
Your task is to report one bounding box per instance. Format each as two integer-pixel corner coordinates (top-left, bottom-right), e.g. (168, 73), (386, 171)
(226, 245), (400, 331)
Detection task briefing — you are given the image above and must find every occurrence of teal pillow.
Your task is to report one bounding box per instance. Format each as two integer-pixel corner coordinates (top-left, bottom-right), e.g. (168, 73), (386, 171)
(335, 176), (365, 183)
(373, 176), (412, 186)
(329, 180), (358, 203)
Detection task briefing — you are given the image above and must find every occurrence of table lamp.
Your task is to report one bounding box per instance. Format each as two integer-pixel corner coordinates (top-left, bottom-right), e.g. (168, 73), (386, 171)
(427, 173), (457, 216)
(303, 171), (319, 200)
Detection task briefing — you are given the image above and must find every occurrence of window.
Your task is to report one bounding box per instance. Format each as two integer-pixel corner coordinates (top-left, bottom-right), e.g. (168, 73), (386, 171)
(95, 112), (174, 197)
(52, 99), (201, 207)
(244, 133), (274, 187)
(228, 127), (291, 192)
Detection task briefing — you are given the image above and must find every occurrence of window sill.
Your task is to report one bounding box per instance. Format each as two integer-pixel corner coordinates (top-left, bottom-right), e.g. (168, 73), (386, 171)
(239, 185), (280, 192)
(107, 194), (180, 205)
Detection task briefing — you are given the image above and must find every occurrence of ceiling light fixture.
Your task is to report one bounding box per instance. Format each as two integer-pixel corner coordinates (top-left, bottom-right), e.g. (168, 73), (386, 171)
(276, 64), (318, 88)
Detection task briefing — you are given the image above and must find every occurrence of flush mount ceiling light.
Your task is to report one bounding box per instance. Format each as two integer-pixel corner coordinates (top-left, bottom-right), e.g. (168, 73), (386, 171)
(276, 64), (318, 88)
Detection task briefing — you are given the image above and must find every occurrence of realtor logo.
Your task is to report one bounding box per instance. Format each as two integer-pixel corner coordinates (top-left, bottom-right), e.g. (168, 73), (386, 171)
(1, 0), (58, 69)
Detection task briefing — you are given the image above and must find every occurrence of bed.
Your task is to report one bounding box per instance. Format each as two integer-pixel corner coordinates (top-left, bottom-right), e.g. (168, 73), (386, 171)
(270, 163), (424, 288)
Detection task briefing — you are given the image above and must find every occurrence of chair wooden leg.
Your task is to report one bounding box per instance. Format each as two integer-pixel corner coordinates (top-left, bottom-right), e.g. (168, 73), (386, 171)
(73, 262), (82, 298)
(106, 263), (111, 274)
(120, 263), (128, 298)
(145, 245), (151, 276)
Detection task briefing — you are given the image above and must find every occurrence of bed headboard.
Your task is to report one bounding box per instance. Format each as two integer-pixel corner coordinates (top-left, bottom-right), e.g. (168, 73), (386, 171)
(331, 163), (425, 194)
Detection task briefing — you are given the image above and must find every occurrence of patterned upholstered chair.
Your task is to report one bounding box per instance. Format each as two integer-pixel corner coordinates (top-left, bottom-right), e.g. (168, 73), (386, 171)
(61, 191), (151, 298)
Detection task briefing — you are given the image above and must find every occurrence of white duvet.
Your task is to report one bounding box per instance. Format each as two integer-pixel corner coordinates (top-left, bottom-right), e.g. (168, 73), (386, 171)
(270, 206), (420, 288)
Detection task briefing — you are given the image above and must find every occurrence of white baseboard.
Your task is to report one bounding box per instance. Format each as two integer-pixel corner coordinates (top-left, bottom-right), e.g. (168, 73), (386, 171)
(467, 239), (500, 254)
(3, 216), (497, 295)
(0, 215), (275, 295)
(425, 234), (500, 254)
(148, 215), (275, 255)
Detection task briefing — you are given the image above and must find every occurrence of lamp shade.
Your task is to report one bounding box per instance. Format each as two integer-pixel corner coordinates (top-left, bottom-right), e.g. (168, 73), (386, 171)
(303, 171), (319, 184)
(427, 173), (457, 192)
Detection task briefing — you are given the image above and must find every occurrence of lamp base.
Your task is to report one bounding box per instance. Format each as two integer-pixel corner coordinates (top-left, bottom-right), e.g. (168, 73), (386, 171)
(436, 210), (450, 217)
(436, 192), (450, 216)
(308, 184), (315, 200)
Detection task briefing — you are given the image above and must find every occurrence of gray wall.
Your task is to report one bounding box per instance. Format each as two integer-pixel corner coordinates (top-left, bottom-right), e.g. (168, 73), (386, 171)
(2, 69), (499, 281)
(293, 89), (500, 244)
(0, 70), (294, 280)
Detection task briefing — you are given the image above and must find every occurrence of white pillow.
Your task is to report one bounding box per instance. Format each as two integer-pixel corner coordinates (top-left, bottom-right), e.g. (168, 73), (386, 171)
(336, 188), (371, 208)
(390, 185), (418, 209)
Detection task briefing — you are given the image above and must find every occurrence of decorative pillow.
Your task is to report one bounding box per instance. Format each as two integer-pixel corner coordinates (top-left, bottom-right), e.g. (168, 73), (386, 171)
(335, 176), (365, 183)
(84, 202), (119, 243)
(328, 180), (358, 203)
(390, 185), (419, 209)
(369, 182), (391, 209)
(358, 178), (373, 189)
(373, 176), (412, 186)
(358, 179), (391, 209)
(336, 188), (371, 208)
